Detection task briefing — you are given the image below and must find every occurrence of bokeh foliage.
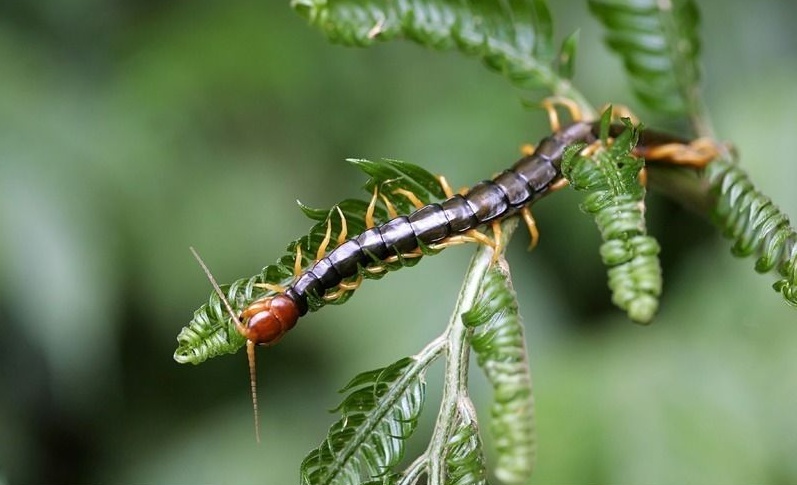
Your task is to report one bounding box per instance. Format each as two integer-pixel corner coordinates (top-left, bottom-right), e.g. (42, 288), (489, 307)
(1, 0), (796, 484)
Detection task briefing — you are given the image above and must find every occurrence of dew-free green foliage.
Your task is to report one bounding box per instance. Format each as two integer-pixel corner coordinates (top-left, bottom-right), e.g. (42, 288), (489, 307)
(588, 0), (703, 116)
(172, 0), (797, 482)
(464, 264), (537, 484)
(291, 0), (595, 111)
(707, 159), (797, 306)
(561, 114), (663, 323)
(300, 357), (427, 485)
(443, 410), (488, 485)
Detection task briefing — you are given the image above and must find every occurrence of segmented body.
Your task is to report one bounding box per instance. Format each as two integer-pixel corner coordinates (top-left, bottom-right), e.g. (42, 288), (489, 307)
(239, 121), (694, 345)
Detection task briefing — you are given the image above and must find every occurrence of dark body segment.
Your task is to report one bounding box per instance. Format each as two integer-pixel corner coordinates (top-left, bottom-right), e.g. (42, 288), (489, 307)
(244, 120), (700, 338)
(492, 170), (532, 207)
(379, 216), (416, 254)
(408, 204), (451, 244)
(356, 227), (390, 262)
(286, 121), (601, 316)
(464, 181), (510, 223)
(441, 195), (479, 233)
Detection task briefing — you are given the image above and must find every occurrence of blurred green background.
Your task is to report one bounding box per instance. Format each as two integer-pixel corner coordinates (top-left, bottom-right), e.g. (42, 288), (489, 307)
(1, 0), (796, 483)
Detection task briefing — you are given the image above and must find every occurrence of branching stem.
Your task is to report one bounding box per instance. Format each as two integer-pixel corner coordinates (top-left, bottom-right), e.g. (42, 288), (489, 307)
(427, 218), (519, 485)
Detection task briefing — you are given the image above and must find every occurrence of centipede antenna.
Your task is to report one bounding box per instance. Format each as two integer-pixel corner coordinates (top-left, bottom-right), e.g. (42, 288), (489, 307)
(190, 247), (242, 331)
(189, 246), (262, 444)
(246, 340), (261, 444)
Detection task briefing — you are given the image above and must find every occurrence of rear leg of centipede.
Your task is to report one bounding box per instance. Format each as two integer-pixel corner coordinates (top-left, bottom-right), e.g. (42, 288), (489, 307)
(640, 138), (721, 168)
(190, 247), (262, 444)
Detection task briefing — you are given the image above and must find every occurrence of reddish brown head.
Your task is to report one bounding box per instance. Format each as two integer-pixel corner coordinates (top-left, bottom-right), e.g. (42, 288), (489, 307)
(238, 294), (300, 346)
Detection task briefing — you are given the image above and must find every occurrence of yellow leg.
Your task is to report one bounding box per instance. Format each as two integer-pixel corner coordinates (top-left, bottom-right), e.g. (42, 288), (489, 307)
(316, 216), (333, 261)
(541, 96), (584, 132)
(640, 138), (721, 168)
(490, 221), (504, 262)
(254, 282), (288, 293)
(294, 245), (303, 278)
(365, 187), (379, 229)
(381, 251), (424, 265)
(428, 235), (481, 250)
(363, 249), (425, 275)
(426, 230), (498, 253)
(638, 166), (648, 187)
(520, 207), (540, 250)
(323, 275), (364, 301)
(364, 264), (386, 275)
(579, 140), (602, 157)
(254, 244), (303, 292)
(521, 143), (536, 156)
(438, 175), (455, 198)
(393, 188), (426, 210)
(548, 178), (570, 192)
(437, 175), (468, 198)
(335, 206), (348, 245)
(380, 194), (399, 219)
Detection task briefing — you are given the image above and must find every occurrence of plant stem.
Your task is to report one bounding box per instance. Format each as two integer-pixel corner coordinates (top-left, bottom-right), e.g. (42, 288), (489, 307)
(427, 219), (519, 485)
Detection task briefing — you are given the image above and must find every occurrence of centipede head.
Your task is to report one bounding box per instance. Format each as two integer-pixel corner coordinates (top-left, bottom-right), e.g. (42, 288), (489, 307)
(189, 247), (271, 443)
(238, 295), (300, 346)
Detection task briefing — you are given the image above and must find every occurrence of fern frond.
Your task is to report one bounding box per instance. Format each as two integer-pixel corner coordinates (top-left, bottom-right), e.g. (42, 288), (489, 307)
(561, 114), (663, 323)
(706, 159), (797, 306)
(291, 0), (568, 93)
(300, 356), (430, 485)
(588, 0), (702, 117)
(443, 400), (488, 485)
(175, 159), (444, 364)
(463, 263), (536, 484)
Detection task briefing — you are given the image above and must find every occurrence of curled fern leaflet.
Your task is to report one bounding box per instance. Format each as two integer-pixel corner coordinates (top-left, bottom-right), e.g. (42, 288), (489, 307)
(706, 159), (797, 306)
(443, 399), (488, 485)
(561, 114), (663, 323)
(463, 263), (537, 484)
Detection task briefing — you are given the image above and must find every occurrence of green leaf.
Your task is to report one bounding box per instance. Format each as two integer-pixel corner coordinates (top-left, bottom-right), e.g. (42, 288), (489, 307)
(557, 29), (579, 80)
(561, 117), (663, 323)
(706, 159), (797, 307)
(301, 357), (428, 485)
(175, 159), (444, 364)
(443, 402), (488, 485)
(292, 0), (560, 92)
(464, 264), (536, 484)
(588, 0), (703, 116)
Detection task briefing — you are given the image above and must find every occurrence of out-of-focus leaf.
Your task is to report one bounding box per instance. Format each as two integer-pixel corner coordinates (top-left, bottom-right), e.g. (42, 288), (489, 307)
(292, 0), (559, 91)
(300, 357), (426, 485)
(588, 0), (702, 116)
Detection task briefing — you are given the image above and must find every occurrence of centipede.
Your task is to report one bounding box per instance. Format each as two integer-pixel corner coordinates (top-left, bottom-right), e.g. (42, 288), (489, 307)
(187, 110), (720, 440)
(229, 122), (715, 347)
